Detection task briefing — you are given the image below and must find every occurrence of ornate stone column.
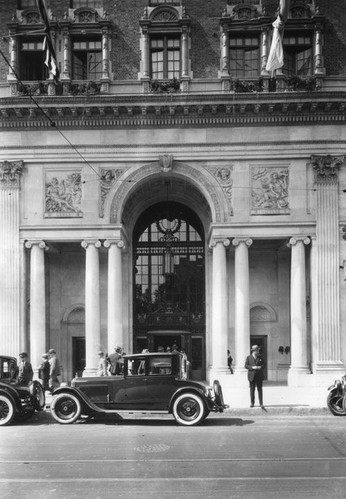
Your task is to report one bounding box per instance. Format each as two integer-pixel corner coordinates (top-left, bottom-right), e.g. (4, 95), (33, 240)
(25, 240), (47, 377)
(81, 240), (101, 376)
(261, 27), (269, 76)
(314, 25), (325, 76)
(62, 28), (71, 81)
(232, 238), (253, 382)
(310, 155), (345, 380)
(181, 27), (189, 78)
(104, 240), (125, 353)
(209, 239), (230, 379)
(101, 28), (110, 82)
(0, 161), (24, 357)
(287, 237), (311, 386)
(141, 28), (150, 79)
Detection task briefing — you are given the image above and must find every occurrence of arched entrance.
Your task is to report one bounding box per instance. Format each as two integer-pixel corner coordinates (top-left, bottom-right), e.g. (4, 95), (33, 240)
(133, 201), (206, 379)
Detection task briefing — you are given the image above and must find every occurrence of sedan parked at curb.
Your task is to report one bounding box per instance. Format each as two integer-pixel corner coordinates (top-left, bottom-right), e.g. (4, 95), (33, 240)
(0, 355), (45, 426)
(50, 352), (228, 426)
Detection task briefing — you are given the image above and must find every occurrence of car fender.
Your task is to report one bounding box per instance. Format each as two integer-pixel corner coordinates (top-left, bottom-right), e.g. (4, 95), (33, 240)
(168, 386), (208, 413)
(51, 386), (106, 414)
(0, 385), (22, 414)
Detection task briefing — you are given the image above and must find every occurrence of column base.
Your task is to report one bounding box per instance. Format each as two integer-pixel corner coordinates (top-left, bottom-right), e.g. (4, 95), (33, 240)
(231, 367), (249, 388)
(82, 367), (98, 377)
(287, 366), (311, 387)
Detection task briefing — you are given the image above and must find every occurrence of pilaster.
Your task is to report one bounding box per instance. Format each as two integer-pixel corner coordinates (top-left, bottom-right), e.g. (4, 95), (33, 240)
(310, 154), (345, 381)
(0, 161), (24, 357)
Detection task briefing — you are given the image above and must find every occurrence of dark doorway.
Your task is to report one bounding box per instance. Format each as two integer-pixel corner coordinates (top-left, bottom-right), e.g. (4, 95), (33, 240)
(72, 337), (85, 377)
(250, 335), (268, 380)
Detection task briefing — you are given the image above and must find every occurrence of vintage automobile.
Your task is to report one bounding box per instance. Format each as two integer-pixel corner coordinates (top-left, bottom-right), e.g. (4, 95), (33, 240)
(50, 352), (228, 426)
(0, 355), (46, 426)
(327, 373), (346, 416)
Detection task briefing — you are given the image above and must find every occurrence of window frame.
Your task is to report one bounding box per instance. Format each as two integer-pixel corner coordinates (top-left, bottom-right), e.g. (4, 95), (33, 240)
(71, 38), (103, 81)
(229, 35), (260, 78)
(150, 34), (181, 80)
(282, 33), (313, 77)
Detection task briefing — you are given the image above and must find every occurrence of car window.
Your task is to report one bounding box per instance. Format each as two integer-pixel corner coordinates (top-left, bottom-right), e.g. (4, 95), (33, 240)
(127, 357), (146, 375)
(2, 359), (17, 379)
(148, 356), (172, 375)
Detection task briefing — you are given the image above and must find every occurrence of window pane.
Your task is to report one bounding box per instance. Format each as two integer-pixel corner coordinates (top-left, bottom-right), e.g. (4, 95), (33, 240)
(20, 50), (46, 80)
(72, 0), (102, 8)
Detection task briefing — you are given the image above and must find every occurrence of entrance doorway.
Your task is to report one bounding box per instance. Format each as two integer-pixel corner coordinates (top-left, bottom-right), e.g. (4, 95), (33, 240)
(72, 337), (85, 377)
(250, 335), (268, 380)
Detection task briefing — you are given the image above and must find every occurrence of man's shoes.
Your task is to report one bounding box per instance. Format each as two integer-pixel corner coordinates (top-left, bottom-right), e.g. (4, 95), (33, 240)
(250, 404), (254, 408)
(260, 405), (265, 409)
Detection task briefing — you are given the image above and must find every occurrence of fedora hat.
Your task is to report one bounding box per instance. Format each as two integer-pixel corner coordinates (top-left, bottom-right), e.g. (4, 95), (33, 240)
(251, 345), (259, 352)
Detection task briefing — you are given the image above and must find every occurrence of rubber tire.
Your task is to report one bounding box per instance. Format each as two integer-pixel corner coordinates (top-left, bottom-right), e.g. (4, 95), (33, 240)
(213, 380), (225, 407)
(51, 393), (82, 424)
(172, 393), (205, 426)
(0, 394), (15, 426)
(30, 381), (45, 411)
(327, 389), (346, 416)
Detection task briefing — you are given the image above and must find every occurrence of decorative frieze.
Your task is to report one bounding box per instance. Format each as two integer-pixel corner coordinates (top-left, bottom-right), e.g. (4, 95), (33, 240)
(251, 165), (289, 215)
(0, 161), (24, 189)
(44, 170), (83, 217)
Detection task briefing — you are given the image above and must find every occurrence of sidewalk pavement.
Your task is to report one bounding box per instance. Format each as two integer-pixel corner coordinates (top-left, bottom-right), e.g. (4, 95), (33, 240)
(45, 382), (332, 416)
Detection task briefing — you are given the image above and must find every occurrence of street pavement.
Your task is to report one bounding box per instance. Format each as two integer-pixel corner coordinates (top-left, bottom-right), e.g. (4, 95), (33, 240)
(0, 410), (345, 499)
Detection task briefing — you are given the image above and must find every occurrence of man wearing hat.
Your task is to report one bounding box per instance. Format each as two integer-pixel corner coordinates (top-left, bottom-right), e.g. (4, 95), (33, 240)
(107, 346), (123, 375)
(17, 352), (33, 386)
(245, 345), (265, 408)
(48, 348), (61, 392)
(38, 353), (50, 391)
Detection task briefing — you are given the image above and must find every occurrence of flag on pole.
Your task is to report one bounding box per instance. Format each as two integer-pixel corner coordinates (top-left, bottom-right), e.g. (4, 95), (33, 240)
(36, 0), (59, 80)
(266, 0), (290, 74)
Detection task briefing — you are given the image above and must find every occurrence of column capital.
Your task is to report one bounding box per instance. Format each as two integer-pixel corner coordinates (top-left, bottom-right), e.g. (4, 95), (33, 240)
(0, 160), (24, 189)
(81, 240), (102, 250)
(288, 237), (310, 247)
(209, 238), (230, 249)
(232, 238), (253, 248)
(311, 155), (344, 183)
(104, 239), (125, 250)
(25, 240), (47, 251)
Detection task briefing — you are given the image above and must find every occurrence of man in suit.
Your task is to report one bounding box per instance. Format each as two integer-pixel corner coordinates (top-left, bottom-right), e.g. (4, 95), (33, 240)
(107, 346), (123, 375)
(17, 352), (33, 386)
(245, 345), (265, 408)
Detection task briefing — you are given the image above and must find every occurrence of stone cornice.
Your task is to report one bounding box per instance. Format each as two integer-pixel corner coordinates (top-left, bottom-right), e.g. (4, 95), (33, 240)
(0, 92), (345, 129)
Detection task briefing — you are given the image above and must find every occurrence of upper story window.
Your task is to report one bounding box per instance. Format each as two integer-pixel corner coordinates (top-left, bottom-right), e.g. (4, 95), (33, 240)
(70, 0), (102, 8)
(151, 36), (180, 79)
(72, 39), (102, 79)
(229, 36), (260, 78)
(283, 35), (312, 77)
(140, 3), (191, 84)
(20, 39), (47, 80)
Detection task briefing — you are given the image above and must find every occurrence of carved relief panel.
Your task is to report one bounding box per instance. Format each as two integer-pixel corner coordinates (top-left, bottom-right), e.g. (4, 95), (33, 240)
(251, 165), (290, 215)
(44, 170), (82, 217)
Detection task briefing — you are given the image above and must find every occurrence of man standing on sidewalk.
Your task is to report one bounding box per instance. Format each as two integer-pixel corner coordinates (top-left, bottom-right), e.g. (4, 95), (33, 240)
(245, 345), (265, 408)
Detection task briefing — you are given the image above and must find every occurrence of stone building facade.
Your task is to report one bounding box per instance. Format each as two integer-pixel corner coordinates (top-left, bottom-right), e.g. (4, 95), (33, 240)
(0, 0), (346, 388)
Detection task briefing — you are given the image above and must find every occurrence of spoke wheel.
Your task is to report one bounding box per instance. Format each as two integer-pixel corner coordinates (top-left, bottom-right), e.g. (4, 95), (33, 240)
(51, 393), (82, 424)
(0, 394), (15, 426)
(172, 393), (205, 426)
(327, 390), (345, 416)
(30, 381), (45, 411)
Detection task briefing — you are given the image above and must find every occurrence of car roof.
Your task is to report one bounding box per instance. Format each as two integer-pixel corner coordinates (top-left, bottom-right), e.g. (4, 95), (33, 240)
(0, 355), (17, 363)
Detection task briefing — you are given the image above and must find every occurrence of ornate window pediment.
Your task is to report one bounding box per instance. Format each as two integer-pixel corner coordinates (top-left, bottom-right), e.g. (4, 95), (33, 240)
(73, 7), (99, 23)
(20, 9), (41, 24)
(150, 7), (179, 22)
(290, 0), (314, 19)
